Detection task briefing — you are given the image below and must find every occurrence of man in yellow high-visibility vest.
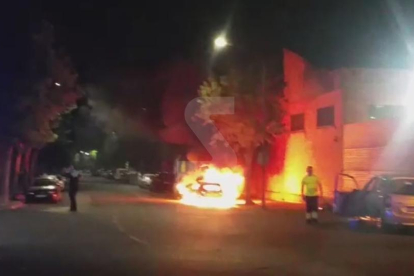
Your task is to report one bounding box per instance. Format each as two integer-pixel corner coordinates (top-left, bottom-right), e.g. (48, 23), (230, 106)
(301, 166), (323, 224)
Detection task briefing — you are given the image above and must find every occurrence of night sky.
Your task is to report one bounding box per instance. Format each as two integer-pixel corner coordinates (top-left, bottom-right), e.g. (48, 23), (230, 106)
(2, 0), (414, 83)
(1, 0), (414, 166)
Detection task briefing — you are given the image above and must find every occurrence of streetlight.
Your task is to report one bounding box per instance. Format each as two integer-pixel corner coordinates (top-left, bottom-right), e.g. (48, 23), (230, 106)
(214, 35), (229, 50)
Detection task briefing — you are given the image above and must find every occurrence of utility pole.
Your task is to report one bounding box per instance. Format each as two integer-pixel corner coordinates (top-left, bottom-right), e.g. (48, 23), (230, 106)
(260, 62), (269, 209)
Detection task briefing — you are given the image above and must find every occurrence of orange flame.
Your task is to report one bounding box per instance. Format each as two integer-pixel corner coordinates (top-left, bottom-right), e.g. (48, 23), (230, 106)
(176, 165), (245, 209)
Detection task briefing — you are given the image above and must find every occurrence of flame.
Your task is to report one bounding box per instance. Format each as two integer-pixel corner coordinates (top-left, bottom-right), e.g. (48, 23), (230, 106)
(176, 165), (245, 209)
(269, 133), (313, 203)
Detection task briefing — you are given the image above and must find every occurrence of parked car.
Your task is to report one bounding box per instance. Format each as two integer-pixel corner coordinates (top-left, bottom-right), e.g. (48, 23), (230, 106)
(138, 173), (155, 189)
(82, 170), (91, 176)
(92, 169), (103, 177)
(38, 174), (66, 191)
(114, 168), (128, 182)
(102, 170), (114, 179)
(56, 175), (68, 191)
(150, 172), (176, 193)
(26, 177), (63, 203)
(334, 174), (414, 230)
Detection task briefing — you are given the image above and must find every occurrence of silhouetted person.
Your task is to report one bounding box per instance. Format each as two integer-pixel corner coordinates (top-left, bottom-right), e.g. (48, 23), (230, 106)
(68, 166), (80, 212)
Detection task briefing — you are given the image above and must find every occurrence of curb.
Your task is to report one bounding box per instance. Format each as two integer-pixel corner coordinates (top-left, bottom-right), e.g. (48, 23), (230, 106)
(0, 201), (25, 211)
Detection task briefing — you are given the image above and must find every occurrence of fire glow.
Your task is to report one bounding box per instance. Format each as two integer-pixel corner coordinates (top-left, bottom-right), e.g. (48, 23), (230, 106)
(176, 165), (245, 209)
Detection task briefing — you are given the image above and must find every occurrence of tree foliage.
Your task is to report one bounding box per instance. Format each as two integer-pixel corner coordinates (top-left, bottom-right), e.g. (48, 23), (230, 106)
(16, 22), (81, 148)
(195, 76), (285, 160)
(0, 21), (81, 202)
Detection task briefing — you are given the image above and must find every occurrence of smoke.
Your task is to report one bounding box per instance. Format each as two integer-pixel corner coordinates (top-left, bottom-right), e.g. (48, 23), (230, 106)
(85, 84), (154, 140)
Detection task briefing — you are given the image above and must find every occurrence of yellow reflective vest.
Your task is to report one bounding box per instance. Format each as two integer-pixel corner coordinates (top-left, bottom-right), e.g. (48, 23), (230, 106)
(302, 175), (320, 196)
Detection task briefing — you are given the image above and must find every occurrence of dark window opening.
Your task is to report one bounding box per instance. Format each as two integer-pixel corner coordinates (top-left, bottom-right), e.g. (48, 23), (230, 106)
(369, 105), (404, 120)
(317, 106), (335, 127)
(291, 114), (304, 131)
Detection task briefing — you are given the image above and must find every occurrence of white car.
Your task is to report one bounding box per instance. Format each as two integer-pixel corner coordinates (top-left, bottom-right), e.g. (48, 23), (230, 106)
(335, 174), (414, 230)
(138, 173), (155, 189)
(38, 174), (65, 191)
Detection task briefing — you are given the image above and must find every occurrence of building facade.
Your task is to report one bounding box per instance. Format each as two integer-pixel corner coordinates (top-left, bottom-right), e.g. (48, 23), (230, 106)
(268, 50), (414, 203)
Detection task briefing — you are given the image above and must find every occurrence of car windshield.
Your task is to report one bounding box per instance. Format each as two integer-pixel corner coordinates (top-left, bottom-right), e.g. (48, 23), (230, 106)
(390, 179), (414, 196)
(34, 179), (56, 187)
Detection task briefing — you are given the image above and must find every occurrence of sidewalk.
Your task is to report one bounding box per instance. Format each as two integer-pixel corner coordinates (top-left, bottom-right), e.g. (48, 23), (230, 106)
(0, 200), (25, 211)
(260, 200), (305, 210)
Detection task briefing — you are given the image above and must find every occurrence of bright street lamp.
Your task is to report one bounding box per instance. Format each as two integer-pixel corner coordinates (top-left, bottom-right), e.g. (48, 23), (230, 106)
(214, 36), (228, 50)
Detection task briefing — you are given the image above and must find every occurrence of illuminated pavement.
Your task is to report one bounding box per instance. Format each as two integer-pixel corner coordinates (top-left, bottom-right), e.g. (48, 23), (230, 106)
(1, 177), (414, 275)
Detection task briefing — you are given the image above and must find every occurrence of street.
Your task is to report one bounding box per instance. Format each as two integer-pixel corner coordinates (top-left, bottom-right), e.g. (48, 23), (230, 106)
(1, 177), (414, 276)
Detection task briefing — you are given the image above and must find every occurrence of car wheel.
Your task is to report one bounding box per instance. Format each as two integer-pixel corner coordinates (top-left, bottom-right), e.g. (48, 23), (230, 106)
(380, 217), (395, 233)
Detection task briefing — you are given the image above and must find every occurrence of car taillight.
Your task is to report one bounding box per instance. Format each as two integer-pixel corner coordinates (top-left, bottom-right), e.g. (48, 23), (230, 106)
(384, 196), (392, 208)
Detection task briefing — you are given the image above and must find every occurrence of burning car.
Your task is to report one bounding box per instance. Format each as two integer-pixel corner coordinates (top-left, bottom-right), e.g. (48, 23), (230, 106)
(175, 165), (244, 209)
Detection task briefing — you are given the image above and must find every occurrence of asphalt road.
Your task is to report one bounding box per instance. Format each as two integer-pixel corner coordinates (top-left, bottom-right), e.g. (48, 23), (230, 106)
(1, 177), (414, 276)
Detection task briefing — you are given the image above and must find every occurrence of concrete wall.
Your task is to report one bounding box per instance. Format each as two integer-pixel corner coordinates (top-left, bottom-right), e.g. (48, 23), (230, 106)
(284, 49), (334, 104)
(271, 50), (414, 201)
(268, 50), (342, 202)
(269, 90), (343, 202)
(338, 68), (414, 190)
(342, 119), (414, 190)
(337, 68), (412, 124)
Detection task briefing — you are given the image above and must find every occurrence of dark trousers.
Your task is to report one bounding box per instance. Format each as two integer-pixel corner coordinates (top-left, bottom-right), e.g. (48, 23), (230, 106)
(305, 196), (319, 219)
(69, 190), (77, 211)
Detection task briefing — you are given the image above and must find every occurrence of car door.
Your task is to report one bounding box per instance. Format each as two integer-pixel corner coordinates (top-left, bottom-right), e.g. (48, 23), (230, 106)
(353, 178), (376, 216)
(363, 178), (383, 217)
(333, 173), (360, 216)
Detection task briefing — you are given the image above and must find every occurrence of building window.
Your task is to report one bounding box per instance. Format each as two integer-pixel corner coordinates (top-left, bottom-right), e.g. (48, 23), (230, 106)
(369, 105), (404, 120)
(291, 114), (304, 131)
(317, 106), (335, 127)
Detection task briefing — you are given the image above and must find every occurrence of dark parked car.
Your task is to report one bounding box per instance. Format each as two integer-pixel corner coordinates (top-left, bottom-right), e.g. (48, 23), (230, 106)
(26, 177), (63, 203)
(103, 170), (114, 179)
(334, 174), (414, 230)
(150, 172), (176, 193)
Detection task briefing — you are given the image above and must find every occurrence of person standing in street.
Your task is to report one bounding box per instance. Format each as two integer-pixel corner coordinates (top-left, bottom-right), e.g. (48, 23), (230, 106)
(68, 166), (80, 212)
(301, 166), (323, 224)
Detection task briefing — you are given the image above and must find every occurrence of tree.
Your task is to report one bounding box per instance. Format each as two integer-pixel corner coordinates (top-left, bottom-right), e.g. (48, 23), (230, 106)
(0, 22), (81, 203)
(195, 73), (285, 204)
